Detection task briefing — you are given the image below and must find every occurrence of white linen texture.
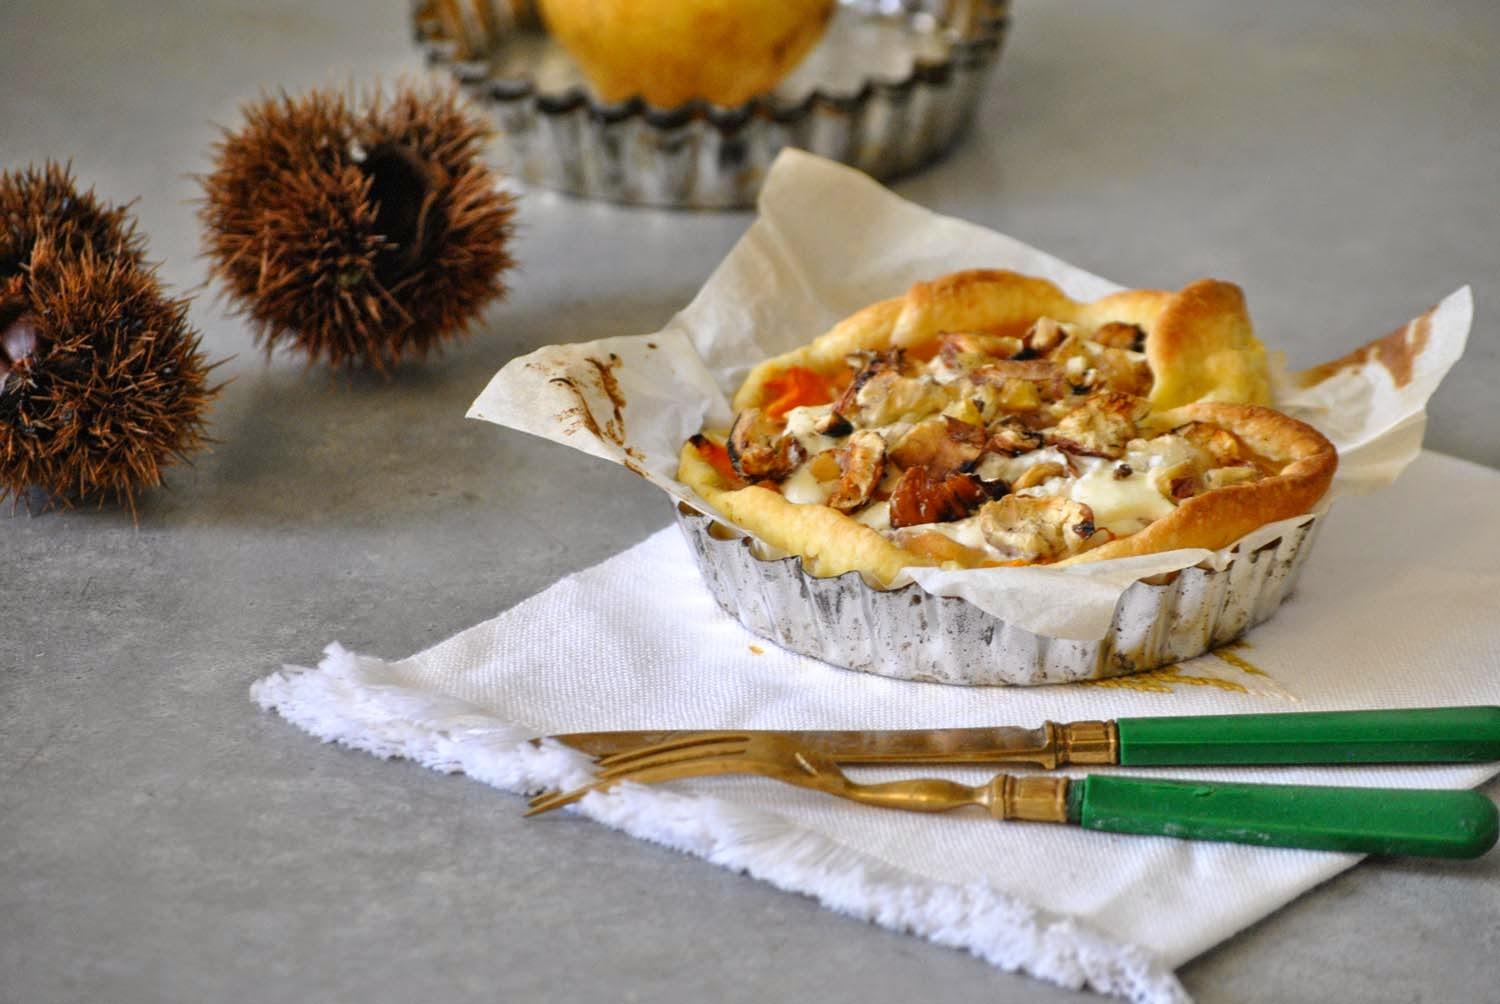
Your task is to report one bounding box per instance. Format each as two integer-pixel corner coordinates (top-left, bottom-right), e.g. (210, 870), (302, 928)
(255, 451), (1500, 1004)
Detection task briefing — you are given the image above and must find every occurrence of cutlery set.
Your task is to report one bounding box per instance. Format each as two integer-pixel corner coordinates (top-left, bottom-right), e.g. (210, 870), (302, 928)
(526, 707), (1500, 859)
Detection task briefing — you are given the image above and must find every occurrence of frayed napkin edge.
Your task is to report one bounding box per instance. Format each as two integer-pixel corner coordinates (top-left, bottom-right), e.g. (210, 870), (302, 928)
(251, 643), (1190, 1004)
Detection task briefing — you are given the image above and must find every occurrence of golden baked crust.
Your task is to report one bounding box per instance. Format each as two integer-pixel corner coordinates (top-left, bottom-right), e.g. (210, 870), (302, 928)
(679, 443), (928, 583)
(733, 270), (1271, 413)
(1053, 402), (1336, 565)
(684, 270), (1330, 587)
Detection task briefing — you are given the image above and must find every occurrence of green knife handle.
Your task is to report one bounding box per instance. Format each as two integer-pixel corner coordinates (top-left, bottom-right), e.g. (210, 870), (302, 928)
(1068, 775), (1498, 858)
(1116, 707), (1500, 766)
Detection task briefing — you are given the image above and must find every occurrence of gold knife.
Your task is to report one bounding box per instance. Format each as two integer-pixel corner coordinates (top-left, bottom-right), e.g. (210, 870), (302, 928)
(544, 721), (1120, 768)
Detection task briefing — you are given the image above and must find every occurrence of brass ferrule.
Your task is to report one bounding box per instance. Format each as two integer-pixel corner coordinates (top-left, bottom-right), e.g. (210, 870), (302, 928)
(992, 775), (1071, 824)
(1056, 720), (1119, 766)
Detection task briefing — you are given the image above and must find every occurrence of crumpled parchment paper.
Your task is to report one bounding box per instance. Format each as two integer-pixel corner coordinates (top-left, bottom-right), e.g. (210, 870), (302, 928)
(469, 149), (1471, 640)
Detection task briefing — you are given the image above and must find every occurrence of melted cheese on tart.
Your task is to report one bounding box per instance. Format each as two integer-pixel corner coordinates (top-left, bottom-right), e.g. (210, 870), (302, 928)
(790, 445), (1182, 541)
(902, 511), (991, 551)
(782, 405), (843, 456)
(973, 448), (1070, 484)
(1003, 438), (1204, 536)
(779, 463), (829, 505)
(764, 325), (1188, 553)
(712, 317), (1272, 568)
(1015, 453), (1175, 536)
(852, 500), (891, 530)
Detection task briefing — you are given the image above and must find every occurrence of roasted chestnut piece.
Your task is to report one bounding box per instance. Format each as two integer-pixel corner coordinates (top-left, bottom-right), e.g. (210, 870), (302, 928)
(889, 416), (987, 475)
(889, 466), (998, 529)
(986, 417), (1044, 456)
(1045, 392), (1150, 458)
(978, 495), (1100, 561)
(826, 430), (886, 513)
(727, 407), (805, 480)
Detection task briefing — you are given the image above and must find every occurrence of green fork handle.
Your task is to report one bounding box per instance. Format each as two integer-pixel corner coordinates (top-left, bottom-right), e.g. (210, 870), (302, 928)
(1116, 706), (1500, 766)
(1067, 775), (1499, 858)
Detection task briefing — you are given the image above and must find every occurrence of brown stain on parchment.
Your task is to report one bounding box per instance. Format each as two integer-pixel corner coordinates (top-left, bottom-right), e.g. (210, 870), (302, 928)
(1298, 310), (1433, 389)
(586, 355), (627, 442)
(550, 353), (626, 444)
(550, 376), (604, 440)
(621, 454), (648, 479)
(1081, 639), (1268, 694)
(548, 353), (650, 478)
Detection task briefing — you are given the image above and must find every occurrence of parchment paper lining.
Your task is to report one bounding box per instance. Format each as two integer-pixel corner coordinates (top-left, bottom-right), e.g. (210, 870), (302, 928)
(469, 150), (1471, 641)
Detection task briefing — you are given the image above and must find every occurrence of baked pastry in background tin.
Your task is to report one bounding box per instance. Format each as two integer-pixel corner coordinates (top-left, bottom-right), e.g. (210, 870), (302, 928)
(413, 0), (1011, 208)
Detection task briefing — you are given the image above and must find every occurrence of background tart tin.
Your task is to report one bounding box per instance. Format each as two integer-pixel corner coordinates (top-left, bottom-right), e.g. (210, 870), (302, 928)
(412, 0), (1010, 209)
(675, 503), (1325, 686)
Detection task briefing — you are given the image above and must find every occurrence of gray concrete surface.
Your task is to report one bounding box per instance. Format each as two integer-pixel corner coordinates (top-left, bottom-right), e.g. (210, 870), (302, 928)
(3, 1), (1498, 1002)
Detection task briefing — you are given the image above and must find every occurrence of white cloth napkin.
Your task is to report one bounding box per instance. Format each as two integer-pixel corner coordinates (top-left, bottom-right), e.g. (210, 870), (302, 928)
(254, 450), (1500, 1003)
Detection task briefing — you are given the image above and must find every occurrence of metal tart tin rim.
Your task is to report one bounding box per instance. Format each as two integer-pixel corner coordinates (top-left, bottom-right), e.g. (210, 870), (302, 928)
(412, 0), (1012, 208)
(674, 501), (1326, 687)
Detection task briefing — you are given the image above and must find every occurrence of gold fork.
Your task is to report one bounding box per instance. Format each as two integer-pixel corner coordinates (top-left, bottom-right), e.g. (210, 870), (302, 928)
(526, 732), (1071, 822)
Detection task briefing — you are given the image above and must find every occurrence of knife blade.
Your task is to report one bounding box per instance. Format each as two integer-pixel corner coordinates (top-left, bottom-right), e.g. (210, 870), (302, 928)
(545, 722), (1117, 768)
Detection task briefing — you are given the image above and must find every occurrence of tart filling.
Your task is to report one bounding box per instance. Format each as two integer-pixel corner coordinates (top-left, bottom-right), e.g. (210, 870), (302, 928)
(681, 273), (1335, 586)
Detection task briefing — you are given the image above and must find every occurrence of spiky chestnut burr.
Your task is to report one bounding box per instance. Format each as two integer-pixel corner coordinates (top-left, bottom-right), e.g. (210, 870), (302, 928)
(0, 237), (220, 515)
(197, 82), (518, 372)
(0, 161), (145, 278)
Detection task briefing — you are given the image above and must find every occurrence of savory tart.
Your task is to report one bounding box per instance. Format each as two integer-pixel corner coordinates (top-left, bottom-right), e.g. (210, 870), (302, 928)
(679, 270), (1335, 586)
(733, 269), (1274, 414)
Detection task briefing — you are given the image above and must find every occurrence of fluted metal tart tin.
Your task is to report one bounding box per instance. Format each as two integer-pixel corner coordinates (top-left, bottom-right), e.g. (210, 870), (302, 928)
(675, 503), (1325, 686)
(413, 0), (1009, 208)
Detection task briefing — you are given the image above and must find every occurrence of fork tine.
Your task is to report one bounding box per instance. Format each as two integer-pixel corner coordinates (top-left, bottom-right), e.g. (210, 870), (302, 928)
(595, 732), (751, 769)
(525, 756), (764, 817)
(594, 739), (750, 780)
(525, 786), (596, 817)
(529, 735), (752, 818)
